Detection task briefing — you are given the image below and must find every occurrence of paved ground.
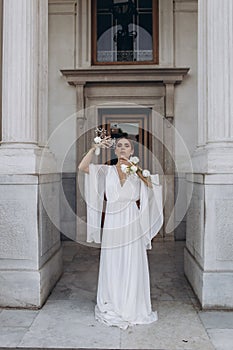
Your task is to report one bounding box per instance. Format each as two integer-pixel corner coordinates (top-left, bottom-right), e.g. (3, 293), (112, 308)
(0, 240), (232, 349)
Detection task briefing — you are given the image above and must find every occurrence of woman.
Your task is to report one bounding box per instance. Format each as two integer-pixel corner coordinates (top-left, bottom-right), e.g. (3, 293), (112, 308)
(78, 136), (163, 330)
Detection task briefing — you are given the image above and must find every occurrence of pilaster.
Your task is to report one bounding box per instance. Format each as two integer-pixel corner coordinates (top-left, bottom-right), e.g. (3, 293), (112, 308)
(1, 0), (38, 145)
(192, 0), (233, 173)
(0, 0), (62, 308)
(185, 0), (233, 308)
(0, 0), (55, 174)
(38, 0), (49, 147)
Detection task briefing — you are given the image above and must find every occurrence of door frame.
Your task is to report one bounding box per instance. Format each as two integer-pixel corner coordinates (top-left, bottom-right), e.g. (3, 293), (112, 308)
(98, 107), (152, 169)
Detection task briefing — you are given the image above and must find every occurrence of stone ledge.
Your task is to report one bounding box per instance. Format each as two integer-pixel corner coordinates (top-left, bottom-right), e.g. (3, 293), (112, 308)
(186, 173), (233, 184)
(0, 147), (57, 175)
(61, 67), (190, 85)
(191, 146), (233, 174)
(0, 173), (61, 185)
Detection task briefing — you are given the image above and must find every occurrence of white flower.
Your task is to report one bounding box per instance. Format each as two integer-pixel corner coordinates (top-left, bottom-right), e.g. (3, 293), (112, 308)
(120, 164), (128, 173)
(142, 169), (150, 177)
(130, 165), (138, 173)
(94, 147), (101, 156)
(94, 136), (102, 144)
(129, 156), (139, 164)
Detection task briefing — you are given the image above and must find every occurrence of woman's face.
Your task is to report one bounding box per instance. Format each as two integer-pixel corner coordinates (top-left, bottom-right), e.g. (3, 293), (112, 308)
(115, 138), (133, 159)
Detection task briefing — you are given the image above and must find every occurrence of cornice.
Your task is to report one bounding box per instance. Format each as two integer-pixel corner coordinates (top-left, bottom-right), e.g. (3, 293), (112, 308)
(61, 67), (189, 86)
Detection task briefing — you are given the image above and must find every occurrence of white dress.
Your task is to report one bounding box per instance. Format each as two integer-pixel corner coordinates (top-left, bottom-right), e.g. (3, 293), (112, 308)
(84, 164), (163, 330)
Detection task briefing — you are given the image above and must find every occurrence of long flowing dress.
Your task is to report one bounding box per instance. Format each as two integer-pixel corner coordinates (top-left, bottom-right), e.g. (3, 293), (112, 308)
(84, 164), (163, 330)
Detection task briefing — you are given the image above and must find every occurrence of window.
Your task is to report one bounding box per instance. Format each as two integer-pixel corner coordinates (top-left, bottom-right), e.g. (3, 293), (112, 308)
(92, 0), (159, 65)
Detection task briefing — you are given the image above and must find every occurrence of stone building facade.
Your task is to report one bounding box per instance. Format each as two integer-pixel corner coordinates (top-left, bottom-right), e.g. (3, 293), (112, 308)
(0, 0), (232, 309)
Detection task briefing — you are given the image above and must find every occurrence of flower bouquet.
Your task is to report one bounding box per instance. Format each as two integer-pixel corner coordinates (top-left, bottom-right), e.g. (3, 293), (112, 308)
(120, 156), (153, 188)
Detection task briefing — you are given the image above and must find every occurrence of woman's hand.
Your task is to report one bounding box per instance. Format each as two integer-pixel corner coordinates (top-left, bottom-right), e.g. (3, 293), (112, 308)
(119, 156), (133, 167)
(92, 136), (113, 150)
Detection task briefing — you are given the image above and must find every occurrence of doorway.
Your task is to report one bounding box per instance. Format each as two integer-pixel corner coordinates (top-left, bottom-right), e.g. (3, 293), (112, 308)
(98, 107), (152, 169)
(76, 105), (165, 243)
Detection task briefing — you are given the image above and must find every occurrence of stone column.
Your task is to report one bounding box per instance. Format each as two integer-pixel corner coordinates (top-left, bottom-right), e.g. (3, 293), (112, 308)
(1, 0), (38, 146)
(185, 0), (233, 308)
(0, 0), (62, 308)
(38, 0), (49, 147)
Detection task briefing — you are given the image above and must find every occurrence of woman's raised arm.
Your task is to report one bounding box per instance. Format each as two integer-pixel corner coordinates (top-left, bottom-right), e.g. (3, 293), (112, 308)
(78, 136), (112, 173)
(77, 146), (96, 174)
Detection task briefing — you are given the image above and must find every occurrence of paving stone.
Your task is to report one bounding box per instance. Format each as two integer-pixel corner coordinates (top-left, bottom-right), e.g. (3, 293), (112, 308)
(198, 311), (233, 329)
(18, 300), (121, 349)
(120, 301), (215, 350)
(0, 327), (28, 347)
(207, 329), (233, 350)
(0, 309), (38, 328)
(0, 242), (229, 350)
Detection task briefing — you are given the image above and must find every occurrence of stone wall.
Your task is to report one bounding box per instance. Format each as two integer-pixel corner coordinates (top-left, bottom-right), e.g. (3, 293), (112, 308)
(48, 0), (198, 241)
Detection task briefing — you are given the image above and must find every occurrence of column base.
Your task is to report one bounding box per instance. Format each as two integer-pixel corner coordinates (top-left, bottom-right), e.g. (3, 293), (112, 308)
(192, 145), (233, 173)
(184, 247), (233, 309)
(0, 246), (63, 308)
(185, 173), (233, 309)
(0, 169), (62, 307)
(0, 146), (57, 174)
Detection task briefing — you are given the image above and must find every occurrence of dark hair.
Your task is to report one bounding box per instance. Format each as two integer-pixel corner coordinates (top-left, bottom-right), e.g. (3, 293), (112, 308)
(115, 136), (134, 150)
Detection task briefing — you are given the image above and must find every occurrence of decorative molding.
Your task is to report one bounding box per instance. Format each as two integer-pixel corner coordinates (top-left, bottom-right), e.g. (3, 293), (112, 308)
(191, 145), (233, 174)
(76, 83), (86, 128)
(186, 173), (233, 185)
(61, 67), (189, 85)
(75, 0), (91, 67)
(159, 0), (174, 66)
(165, 83), (175, 118)
(48, 0), (77, 15)
(174, 1), (198, 12)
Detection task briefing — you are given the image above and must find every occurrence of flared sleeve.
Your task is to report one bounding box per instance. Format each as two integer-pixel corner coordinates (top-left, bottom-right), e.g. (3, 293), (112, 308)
(139, 174), (163, 250)
(84, 164), (107, 244)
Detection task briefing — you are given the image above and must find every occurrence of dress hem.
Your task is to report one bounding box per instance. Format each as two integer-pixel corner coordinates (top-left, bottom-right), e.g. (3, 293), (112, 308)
(94, 304), (158, 330)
